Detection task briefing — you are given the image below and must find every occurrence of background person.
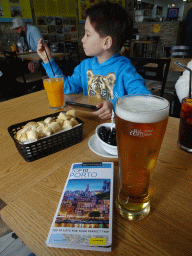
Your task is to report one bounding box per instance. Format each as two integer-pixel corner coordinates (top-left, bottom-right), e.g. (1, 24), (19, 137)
(11, 18), (42, 73)
(37, 1), (151, 120)
(175, 60), (192, 102)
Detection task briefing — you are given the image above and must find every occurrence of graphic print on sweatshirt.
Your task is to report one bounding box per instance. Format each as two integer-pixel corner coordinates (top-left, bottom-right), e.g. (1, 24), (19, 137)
(87, 70), (116, 99)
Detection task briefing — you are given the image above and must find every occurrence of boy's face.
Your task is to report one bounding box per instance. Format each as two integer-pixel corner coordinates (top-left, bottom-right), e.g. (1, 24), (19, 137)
(82, 17), (107, 59)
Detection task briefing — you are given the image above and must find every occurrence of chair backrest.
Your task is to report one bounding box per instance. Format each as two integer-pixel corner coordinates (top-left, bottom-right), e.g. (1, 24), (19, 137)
(170, 45), (191, 58)
(144, 36), (160, 58)
(65, 41), (80, 63)
(147, 36), (160, 42)
(3, 50), (18, 64)
(3, 50), (22, 78)
(129, 57), (171, 97)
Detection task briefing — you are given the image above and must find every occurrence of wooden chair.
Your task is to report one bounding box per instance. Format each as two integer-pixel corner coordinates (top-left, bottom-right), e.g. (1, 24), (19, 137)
(170, 46), (191, 58)
(16, 70), (44, 93)
(65, 41), (80, 63)
(2, 51), (27, 98)
(129, 57), (175, 115)
(143, 36), (160, 58)
(61, 41), (80, 76)
(129, 57), (171, 96)
(3, 51), (44, 94)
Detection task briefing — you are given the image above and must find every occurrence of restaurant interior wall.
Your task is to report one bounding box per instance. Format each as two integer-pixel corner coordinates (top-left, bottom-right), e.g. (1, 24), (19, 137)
(1, 0), (191, 60)
(0, 0), (78, 53)
(0, 0), (92, 61)
(0, 0), (35, 52)
(127, 0), (185, 22)
(127, 1), (192, 58)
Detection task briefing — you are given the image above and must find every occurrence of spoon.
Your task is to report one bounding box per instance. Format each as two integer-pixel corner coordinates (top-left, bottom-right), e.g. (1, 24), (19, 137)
(111, 110), (114, 131)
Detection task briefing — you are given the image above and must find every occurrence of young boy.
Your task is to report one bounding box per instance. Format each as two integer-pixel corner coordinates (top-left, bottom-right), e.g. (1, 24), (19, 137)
(37, 1), (150, 119)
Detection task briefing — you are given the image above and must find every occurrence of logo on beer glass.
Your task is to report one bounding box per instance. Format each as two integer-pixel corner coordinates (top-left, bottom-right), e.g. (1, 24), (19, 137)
(130, 129), (153, 137)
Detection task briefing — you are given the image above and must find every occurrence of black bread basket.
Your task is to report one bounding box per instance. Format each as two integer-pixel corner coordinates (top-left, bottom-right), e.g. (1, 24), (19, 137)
(8, 112), (84, 162)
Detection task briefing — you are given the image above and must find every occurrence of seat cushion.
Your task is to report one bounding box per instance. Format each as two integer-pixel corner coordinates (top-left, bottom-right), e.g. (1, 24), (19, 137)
(16, 71), (44, 83)
(151, 90), (175, 102)
(147, 81), (175, 94)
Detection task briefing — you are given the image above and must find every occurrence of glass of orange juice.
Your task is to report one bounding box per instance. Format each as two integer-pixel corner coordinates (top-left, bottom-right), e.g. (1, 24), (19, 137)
(10, 45), (17, 52)
(43, 75), (64, 109)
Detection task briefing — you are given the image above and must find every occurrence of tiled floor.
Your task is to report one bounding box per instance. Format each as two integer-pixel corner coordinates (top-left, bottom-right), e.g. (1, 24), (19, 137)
(0, 232), (33, 256)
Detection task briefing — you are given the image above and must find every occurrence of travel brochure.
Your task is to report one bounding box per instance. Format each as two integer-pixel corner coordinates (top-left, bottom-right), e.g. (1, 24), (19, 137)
(46, 162), (114, 252)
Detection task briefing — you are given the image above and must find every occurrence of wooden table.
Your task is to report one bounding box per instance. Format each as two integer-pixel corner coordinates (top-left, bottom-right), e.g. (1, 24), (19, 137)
(144, 58), (191, 73)
(0, 51), (69, 61)
(131, 40), (156, 57)
(168, 58), (191, 72)
(0, 90), (102, 203)
(17, 52), (69, 61)
(0, 91), (192, 255)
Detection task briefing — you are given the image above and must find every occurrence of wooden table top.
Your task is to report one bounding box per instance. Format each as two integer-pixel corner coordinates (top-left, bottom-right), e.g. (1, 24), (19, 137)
(1, 92), (192, 255)
(144, 58), (191, 72)
(131, 39), (157, 44)
(0, 90), (103, 203)
(168, 58), (191, 72)
(0, 51), (69, 61)
(17, 52), (69, 61)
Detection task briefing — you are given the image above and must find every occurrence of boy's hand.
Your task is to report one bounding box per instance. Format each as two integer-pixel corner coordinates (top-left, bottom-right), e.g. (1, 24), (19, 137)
(93, 101), (113, 120)
(37, 38), (52, 64)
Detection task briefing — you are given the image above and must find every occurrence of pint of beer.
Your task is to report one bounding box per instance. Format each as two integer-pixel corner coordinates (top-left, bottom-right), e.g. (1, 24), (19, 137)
(115, 95), (169, 220)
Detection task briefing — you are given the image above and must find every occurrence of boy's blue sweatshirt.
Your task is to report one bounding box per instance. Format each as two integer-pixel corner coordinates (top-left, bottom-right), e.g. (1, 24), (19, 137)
(42, 53), (151, 109)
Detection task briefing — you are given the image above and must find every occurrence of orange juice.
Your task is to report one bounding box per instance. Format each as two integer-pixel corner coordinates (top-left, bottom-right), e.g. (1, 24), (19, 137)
(43, 76), (64, 109)
(10, 45), (17, 52)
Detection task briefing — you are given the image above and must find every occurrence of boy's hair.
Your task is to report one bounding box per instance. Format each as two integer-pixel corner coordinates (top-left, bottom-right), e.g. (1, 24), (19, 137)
(86, 1), (132, 52)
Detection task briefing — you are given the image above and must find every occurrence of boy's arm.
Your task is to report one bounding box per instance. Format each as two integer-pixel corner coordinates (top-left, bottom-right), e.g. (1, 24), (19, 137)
(42, 59), (63, 78)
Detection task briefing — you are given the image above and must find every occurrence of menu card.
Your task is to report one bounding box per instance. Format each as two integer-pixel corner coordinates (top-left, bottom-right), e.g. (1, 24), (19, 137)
(46, 162), (114, 252)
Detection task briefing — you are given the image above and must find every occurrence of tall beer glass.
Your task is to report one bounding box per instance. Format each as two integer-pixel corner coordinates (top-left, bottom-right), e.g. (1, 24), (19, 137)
(115, 95), (169, 220)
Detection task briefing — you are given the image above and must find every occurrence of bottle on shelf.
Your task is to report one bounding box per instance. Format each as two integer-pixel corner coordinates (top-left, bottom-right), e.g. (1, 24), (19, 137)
(7, 40), (11, 51)
(17, 38), (24, 53)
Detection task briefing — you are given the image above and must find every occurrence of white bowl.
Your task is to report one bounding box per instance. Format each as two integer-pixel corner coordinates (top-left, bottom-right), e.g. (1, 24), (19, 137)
(96, 123), (118, 156)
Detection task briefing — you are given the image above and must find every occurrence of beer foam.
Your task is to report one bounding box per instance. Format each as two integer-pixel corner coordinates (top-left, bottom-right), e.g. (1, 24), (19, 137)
(115, 95), (169, 123)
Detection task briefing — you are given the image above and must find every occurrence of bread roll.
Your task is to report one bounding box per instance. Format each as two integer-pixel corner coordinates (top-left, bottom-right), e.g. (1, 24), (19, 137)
(16, 110), (79, 143)
(37, 121), (45, 128)
(66, 110), (76, 117)
(70, 118), (79, 127)
(36, 121), (46, 137)
(42, 126), (53, 136)
(56, 118), (64, 127)
(19, 133), (28, 143)
(44, 117), (53, 125)
(48, 122), (60, 133)
(26, 129), (38, 142)
(22, 122), (38, 133)
(57, 112), (70, 120)
(16, 128), (25, 141)
(63, 120), (72, 130)
(24, 122), (38, 129)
